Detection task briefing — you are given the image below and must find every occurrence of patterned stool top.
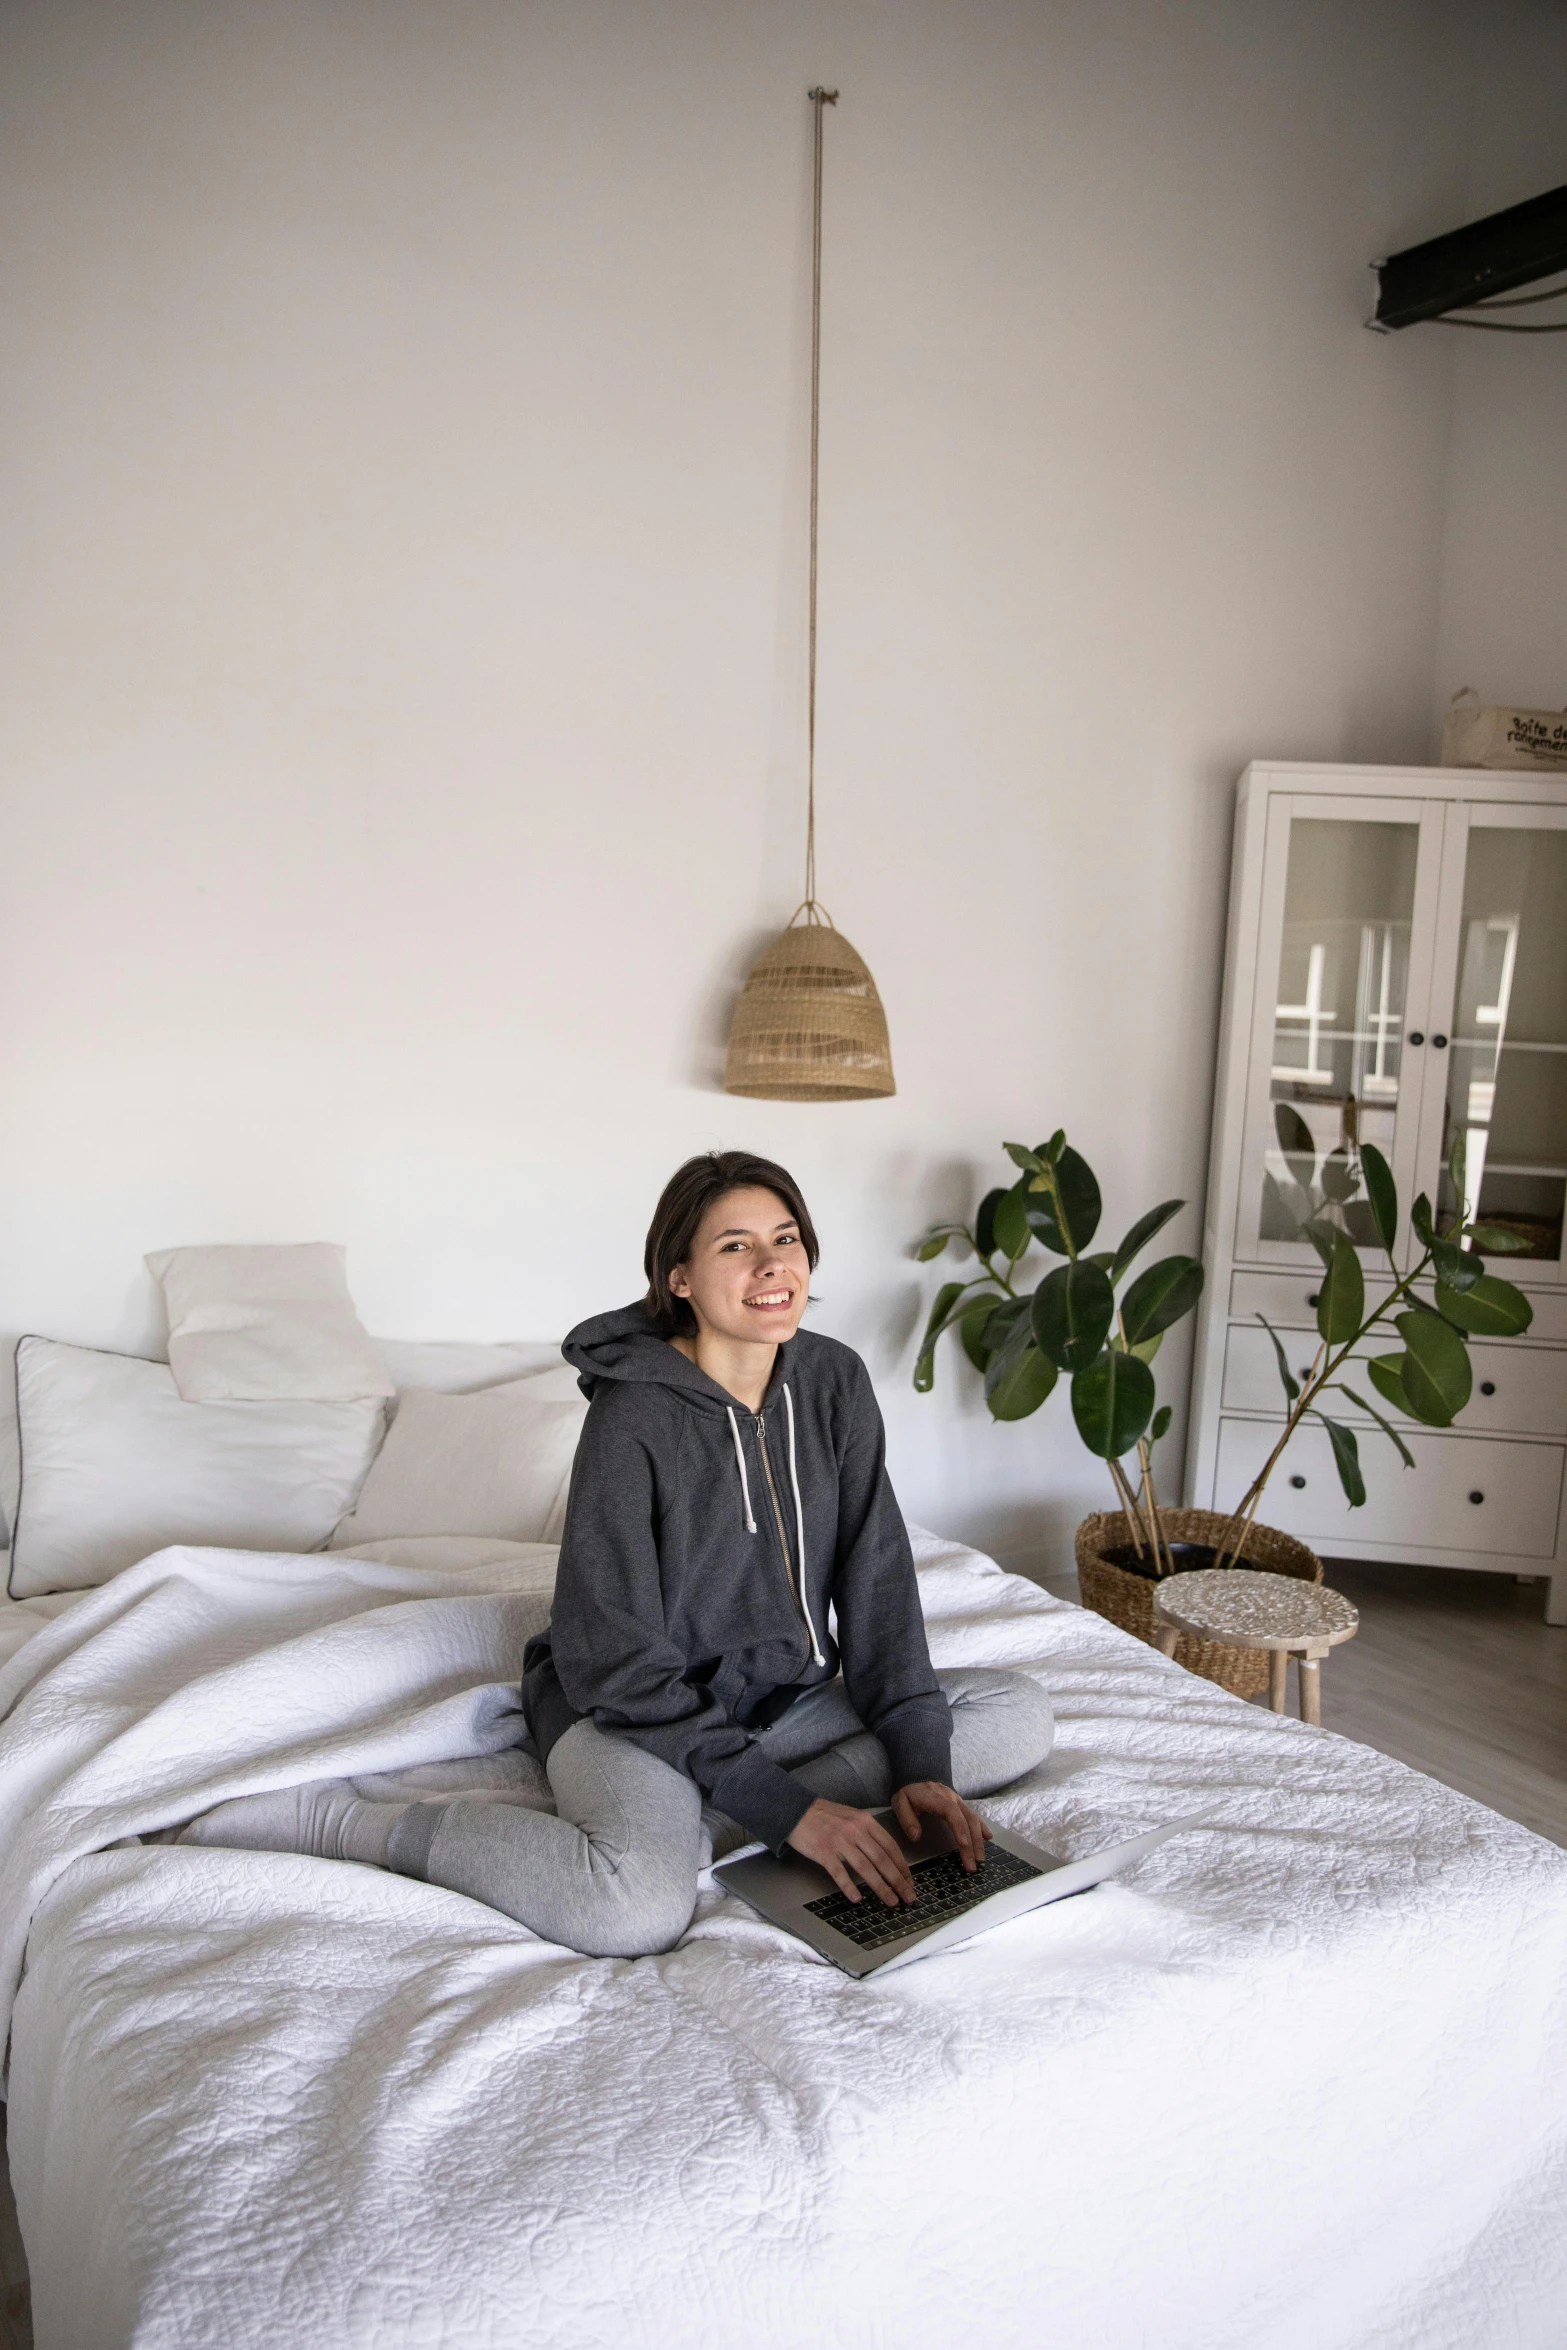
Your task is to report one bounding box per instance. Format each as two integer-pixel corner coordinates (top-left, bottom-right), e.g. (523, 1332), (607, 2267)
(1153, 1568), (1358, 1648)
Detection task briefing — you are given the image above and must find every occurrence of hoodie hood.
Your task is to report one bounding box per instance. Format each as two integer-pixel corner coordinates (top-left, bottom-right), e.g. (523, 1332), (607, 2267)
(562, 1300), (791, 1415)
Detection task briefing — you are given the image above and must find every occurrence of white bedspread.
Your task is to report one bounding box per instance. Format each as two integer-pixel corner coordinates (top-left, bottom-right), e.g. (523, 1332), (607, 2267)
(1, 1532), (1565, 2350)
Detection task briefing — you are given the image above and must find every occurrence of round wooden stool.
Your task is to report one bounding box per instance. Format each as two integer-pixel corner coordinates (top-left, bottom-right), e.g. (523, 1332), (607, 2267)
(1152, 1568), (1359, 1724)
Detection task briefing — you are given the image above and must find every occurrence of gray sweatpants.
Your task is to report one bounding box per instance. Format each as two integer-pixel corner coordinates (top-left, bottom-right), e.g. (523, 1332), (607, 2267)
(386, 1667), (1054, 1960)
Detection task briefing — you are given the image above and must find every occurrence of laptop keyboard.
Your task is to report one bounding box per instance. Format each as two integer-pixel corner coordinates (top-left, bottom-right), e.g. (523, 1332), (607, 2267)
(804, 1844), (1042, 1951)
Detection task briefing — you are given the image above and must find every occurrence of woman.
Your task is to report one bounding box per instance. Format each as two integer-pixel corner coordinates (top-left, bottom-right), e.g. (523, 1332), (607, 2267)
(181, 1152), (1054, 1957)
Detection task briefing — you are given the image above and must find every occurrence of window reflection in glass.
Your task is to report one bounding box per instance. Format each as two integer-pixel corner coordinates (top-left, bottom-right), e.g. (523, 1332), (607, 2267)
(1437, 827), (1567, 1263)
(1261, 820), (1417, 1246)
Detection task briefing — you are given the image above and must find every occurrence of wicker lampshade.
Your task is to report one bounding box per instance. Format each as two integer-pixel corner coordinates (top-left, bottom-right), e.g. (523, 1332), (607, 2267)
(724, 911), (895, 1101)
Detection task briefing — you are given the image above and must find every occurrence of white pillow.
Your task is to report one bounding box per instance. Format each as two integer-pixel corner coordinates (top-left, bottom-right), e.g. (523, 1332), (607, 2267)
(9, 1337), (387, 1598)
(373, 1339), (567, 1395)
(146, 1244), (394, 1402)
(328, 1381), (587, 1549)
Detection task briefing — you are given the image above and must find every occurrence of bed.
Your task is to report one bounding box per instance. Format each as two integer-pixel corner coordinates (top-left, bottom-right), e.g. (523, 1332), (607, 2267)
(1, 1523), (1564, 2350)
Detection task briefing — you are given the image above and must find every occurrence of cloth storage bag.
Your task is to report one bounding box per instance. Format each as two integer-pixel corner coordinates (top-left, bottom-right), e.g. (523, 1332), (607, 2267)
(1442, 688), (1567, 772)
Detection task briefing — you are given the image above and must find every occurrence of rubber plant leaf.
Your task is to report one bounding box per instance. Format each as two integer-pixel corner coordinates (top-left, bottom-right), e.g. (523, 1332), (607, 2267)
(1430, 1273), (1533, 1338)
(1150, 1404), (1173, 1443)
(913, 1281), (967, 1392)
(1467, 1223), (1532, 1254)
(1315, 1229), (1365, 1345)
(1119, 1255), (1204, 1346)
(974, 1187), (1007, 1259)
(1336, 1384), (1416, 1471)
(1107, 1199), (1184, 1285)
(1031, 1260), (1115, 1373)
(1003, 1141), (1047, 1176)
(916, 1232), (951, 1262)
(960, 1294), (1008, 1372)
(1023, 1146), (1101, 1258)
(1394, 1307), (1472, 1426)
(1316, 1414), (1366, 1507)
(1256, 1313), (1301, 1405)
(1365, 1352), (1411, 1411)
(983, 1323), (1058, 1422)
(1359, 1144), (1398, 1255)
(1069, 1349), (1155, 1459)
(992, 1182), (1033, 1262)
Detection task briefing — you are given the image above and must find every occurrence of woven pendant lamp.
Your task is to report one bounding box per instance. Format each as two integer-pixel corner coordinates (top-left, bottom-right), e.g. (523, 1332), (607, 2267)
(724, 88), (894, 1104)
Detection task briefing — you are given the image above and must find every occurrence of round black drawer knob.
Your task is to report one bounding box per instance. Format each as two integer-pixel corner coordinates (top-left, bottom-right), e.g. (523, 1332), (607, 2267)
(1306, 1290), (1321, 1308)
(1290, 1474), (1307, 1489)
(1409, 1031), (1425, 1046)
(1432, 1033), (1449, 1050)
(1480, 1380), (1496, 1397)
(1468, 1490), (1484, 1505)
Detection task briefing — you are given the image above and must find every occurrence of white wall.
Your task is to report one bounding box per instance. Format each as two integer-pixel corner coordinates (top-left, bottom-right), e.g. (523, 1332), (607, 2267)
(1432, 1), (1567, 715)
(0, 0), (1498, 1572)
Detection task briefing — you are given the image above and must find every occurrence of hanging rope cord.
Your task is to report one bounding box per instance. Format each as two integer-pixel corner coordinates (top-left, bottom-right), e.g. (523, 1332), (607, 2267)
(801, 87), (838, 925)
(1431, 271), (1567, 333)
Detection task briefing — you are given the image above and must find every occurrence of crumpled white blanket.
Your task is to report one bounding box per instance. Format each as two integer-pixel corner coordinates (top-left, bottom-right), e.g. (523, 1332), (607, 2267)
(2, 1531), (1565, 2350)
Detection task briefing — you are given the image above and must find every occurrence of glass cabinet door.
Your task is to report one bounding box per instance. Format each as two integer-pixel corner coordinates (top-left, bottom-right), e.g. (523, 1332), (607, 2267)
(1430, 809), (1567, 1274)
(1239, 797), (1443, 1262)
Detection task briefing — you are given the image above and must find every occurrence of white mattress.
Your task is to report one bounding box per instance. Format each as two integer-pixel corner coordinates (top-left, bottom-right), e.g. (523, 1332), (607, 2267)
(1, 1530), (1564, 2350)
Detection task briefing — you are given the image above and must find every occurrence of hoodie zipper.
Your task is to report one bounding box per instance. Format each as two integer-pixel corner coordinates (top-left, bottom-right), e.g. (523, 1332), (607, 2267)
(754, 1411), (809, 1639)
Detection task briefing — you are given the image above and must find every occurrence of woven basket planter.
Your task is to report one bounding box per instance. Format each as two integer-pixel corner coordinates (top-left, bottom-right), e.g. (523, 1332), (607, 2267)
(1075, 1508), (1322, 1697)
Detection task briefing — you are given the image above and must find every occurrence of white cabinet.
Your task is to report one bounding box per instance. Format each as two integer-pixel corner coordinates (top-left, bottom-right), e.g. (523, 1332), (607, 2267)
(1186, 762), (1567, 1624)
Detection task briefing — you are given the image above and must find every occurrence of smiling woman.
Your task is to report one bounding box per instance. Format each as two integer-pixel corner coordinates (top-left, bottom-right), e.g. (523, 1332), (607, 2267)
(173, 1150), (1053, 1956)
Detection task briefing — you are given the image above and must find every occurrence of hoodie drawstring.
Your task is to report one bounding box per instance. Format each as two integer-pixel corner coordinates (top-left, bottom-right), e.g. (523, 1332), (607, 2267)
(783, 1385), (827, 1667)
(726, 1407), (758, 1534)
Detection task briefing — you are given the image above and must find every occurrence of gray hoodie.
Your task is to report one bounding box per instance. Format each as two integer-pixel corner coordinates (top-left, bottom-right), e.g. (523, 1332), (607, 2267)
(521, 1302), (951, 1853)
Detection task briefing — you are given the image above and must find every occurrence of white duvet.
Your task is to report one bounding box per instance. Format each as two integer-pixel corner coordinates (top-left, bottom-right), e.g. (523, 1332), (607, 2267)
(1, 1532), (1565, 2350)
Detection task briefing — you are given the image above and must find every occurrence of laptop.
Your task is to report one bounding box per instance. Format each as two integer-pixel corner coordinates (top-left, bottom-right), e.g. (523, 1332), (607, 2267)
(714, 1806), (1218, 1978)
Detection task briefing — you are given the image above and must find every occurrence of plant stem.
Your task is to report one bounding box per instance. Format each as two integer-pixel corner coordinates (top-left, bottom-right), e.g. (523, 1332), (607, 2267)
(1214, 1243), (1433, 1563)
(1136, 1438), (1172, 1576)
(1107, 1456), (1150, 1557)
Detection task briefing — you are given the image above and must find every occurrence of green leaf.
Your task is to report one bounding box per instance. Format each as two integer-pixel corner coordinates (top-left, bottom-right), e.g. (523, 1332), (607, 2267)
(1003, 1141), (1047, 1176)
(1395, 1308), (1472, 1426)
(1023, 1145), (1102, 1257)
(1316, 1414), (1366, 1507)
(1316, 1229), (1365, 1344)
(1429, 1234), (1483, 1292)
(1432, 1273), (1534, 1337)
(1318, 1148), (1359, 1204)
(1360, 1143), (1398, 1254)
(1303, 1220), (1338, 1272)
(916, 1232), (951, 1262)
(954, 1295), (1001, 1371)
(1041, 1131), (1066, 1164)
(1337, 1384), (1416, 1470)
(1083, 1250), (1117, 1271)
(983, 1323), (1058, 1421)
(913, 1281), (967, 1391)
(1129, 1331), (1165, 1364)
(1468, 1223), (1533, 1254)
(1150, 1404), (1173, 1443)
(992, 1182), (1033, 1262)
(1070, 1349), (1155, 1459)
(974, 1188), (1007, 1259)
(1120, 1254), (1204, 1346)
(1257, 1312), (1301, 1405)
(1031, 1261), (1115, 1372)
(1366, 1352), (1411, 1416)
(1411, 1192), (1436, 1248)
(1108, 1199), (1184, 1284)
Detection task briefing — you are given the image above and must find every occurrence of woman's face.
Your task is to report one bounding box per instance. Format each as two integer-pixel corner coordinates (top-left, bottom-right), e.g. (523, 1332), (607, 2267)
(668, 1186), (810, 1348)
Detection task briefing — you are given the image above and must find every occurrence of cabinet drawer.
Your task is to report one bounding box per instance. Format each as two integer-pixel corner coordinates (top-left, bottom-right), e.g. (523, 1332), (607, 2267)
(1214, 1419), (1564, 1558)
(1221, 1324), (1567, 1438)
(1230, 1269), (1567, 1344)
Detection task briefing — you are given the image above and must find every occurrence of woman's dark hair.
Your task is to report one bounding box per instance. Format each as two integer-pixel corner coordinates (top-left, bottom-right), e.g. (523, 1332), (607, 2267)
(643, 1152), (819, 1337)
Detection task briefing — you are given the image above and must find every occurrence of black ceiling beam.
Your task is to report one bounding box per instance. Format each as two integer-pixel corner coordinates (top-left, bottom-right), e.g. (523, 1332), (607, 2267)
(1373, 183), (1567, 329)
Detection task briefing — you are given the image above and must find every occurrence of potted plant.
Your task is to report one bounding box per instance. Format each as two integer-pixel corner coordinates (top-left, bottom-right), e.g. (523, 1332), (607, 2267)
(913, 1131), (1534, 1693)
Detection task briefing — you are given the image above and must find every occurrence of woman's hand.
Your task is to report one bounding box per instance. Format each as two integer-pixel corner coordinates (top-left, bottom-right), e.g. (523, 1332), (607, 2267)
(786, 1799), (917, 1907)
(892, 1781), (992, 1872)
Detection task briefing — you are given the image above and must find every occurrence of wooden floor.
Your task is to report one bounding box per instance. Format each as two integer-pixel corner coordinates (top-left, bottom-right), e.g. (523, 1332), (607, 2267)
(0, 1560), (1558, 2341)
